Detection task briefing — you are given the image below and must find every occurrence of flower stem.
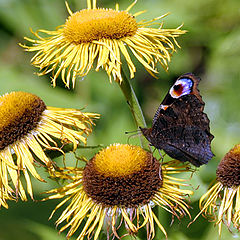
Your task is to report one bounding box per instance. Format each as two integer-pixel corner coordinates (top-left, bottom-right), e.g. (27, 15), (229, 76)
(117, 71), (150, 151)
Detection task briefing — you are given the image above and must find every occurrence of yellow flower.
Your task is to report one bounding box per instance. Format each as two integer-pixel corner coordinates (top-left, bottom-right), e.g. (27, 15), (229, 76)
(0, 91), (99, 208)
(21, 0), (186, 88)
(45, 144), (193, 240)
(191, 144), (240, 235)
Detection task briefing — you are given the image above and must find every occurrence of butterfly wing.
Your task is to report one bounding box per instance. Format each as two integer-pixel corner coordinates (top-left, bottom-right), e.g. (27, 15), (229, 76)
(153, 94), (213, 139)
(141, 73), (214, 166)
(152, 96), (214, 166)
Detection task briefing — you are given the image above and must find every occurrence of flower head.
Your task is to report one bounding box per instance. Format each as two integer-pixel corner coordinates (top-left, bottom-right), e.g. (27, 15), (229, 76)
(45, 144), (193, 239)
(191, 144), (240, 235)
(21, 0), (186, 88)
(0, 91), (99, 208)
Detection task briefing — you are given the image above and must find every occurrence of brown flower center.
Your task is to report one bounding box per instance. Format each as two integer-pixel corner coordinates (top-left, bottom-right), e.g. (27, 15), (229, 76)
(216, 146), (240, 187)
(82, 145), (162, 208)
(63, 9), (138, 44)
(0, 92), (46, 150)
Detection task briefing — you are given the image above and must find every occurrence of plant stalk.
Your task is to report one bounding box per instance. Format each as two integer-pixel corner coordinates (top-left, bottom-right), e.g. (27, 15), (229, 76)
(117, 71), (150, 151)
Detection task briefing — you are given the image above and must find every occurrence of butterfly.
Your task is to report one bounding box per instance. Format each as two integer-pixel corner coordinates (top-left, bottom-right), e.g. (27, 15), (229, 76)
(140, 73), (214, 167)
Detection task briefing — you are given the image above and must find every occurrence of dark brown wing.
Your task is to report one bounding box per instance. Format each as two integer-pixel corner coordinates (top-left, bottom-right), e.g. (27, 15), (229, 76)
(141, 94), (214, 166)
(149, 125), (214, 166)
(153, 94), (213, 140)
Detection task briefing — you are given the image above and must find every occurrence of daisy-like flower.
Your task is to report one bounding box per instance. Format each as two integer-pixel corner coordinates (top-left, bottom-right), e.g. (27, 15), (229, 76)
(192, 144), (240, 235)
(21, 0), (186, 88)
(45, 144), (193, 239)
(0, 91), (99, 208)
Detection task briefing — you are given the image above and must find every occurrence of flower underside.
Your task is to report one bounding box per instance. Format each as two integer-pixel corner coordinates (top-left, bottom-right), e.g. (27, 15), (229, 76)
(216, 145), (240, 187)
(191, 144), (240, 235)
(45, 144), (193, 240)
(21, 0), (186, 87)
(0, 91), (99, 208)
(196, 183), (240, 235)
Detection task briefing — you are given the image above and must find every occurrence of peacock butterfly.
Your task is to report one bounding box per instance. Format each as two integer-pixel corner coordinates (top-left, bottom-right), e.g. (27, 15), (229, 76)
(140, 73), (214, 167)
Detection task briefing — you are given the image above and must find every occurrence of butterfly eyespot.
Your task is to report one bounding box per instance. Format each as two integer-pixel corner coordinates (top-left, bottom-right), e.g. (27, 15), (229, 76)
(173, 84), (181, 91)
(170, 78), (193, 98)
(173, 84), (184, 96)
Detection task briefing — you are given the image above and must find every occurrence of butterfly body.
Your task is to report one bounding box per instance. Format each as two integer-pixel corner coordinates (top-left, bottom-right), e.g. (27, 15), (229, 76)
(141, 73), (214, 167)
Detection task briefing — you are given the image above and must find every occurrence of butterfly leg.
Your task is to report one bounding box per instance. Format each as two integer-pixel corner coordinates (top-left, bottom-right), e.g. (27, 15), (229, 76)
(158, 149), (164, 161)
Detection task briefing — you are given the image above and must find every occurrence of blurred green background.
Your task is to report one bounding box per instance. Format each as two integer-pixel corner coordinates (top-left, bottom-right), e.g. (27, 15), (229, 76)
(0, 0), (240, 239)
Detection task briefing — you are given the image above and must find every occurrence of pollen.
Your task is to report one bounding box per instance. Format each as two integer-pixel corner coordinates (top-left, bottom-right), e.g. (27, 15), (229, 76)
(63, 8), (138, 44)
(92, 144), (149, 177)
(83, 144), (162, 207)
(216, 144), (240, 187)
(0, 91), (46, 150)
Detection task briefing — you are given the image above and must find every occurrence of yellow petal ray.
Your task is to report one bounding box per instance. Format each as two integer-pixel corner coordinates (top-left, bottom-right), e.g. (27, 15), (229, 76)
(112, 40), (121, 77)
(79, 43), (90, 74)
(152, 210), (168, 238)
(22, 168), (34, 198)
(192, 185), (221, 224)
(128, 45), (156, 72)
(93, 208), (105, 240)
(94, 40), (120, 67)
(199, 182), (222, 209)
(146, 205), (156, 238)
(6, 164), (27, 201)
(217, 188), (228, 222)
(13, 141), (44, 182)
(125, 0), (137, 12)
(133, 10), (146, 17)
(120, 209), (137, 233)
(153, 196), (175, 215)
(51, 61), (66, 86)
(65, 1), (73, 15)
(1, 149), (27, 201)
(0, 161), (10, 192)
(87, 0), (91, 9)
(33, 44), (63, 65)
(0, 149), (17, 169)
(92, 0), (97, 9)
(110, 207), (121, 238)
(49, 196), (72, 219)
(85, 205), (103, 236)
(58, 196), (83, 223)
(235, 187), (240, 211)
(118, 41), (136, 78)
(62, 203), (95, 236)
(34, 132), (58, 150)
(86, 44), (97, 74)
(25, 135), (50, 165)
(135, 207), (148, 230)
(226, 189), (236, 227)
(140, 13), (170, 26)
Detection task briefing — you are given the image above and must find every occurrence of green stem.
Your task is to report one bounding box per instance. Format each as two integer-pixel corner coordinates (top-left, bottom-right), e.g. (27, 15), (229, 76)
(117, 71), (150, 151)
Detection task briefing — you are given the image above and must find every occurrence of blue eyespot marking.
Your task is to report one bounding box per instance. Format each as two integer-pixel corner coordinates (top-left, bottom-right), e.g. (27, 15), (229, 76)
(170, 78), (193, 98)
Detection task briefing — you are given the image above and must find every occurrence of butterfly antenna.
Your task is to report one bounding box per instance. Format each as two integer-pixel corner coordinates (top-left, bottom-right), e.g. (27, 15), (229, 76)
(125, 129), (142, 144)
(125, 129), (141, 135)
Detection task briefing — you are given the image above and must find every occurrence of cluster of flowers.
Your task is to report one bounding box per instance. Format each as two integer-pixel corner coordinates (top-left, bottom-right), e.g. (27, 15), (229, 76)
(0, 0), (239, 239)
